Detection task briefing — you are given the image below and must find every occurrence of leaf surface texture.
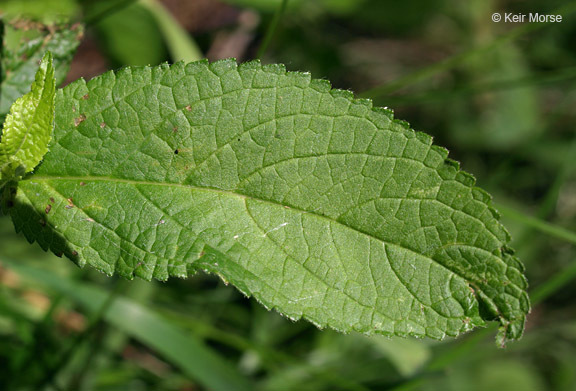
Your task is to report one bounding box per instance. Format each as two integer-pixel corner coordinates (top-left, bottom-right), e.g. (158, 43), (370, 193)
(0, 52), (55, 182)
(10, 60), (529, 342)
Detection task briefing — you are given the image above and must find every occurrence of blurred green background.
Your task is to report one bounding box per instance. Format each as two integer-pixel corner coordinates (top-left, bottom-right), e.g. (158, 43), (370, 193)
(0, 0), (575, 390)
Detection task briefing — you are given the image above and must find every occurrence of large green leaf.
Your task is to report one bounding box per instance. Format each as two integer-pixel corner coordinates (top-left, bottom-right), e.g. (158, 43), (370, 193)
(7, 59), (529, 344)
(0, 52), (54, 185)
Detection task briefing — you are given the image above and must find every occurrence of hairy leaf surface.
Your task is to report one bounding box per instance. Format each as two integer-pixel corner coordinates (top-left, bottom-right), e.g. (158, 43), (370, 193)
(0, 52), (54, 184)
(9, 60), (529, 343)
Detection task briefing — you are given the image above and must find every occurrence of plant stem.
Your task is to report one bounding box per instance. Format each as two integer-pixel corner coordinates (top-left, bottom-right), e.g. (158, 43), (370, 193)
(256, 0), (289, 59)
(531, 260), (576, 305)
(139, 0), (203, 62)
(513, 138), (576, 250)
(497, 204), (576, 246)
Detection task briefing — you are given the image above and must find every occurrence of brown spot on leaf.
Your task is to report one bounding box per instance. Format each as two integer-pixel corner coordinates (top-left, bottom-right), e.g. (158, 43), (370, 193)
(82, 94), (90, 100)
(65, 198), (75, 209)
(173, 126), (178, 132)
(50, 197), (55, 203)
(80, 182), (86, 186)
(185, 105), (192, 111)
(45, 204), (52, 214)
(100, 122), (106, 128)
(9, 19), (49, 31)
(72, 250), (79, 256)
(74, 114), (86, 126)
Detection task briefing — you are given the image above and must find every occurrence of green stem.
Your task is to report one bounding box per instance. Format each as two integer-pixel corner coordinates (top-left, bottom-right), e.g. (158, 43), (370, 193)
(139, 0), (203, 62)
(256, 0), (289, 59)
(497, 204), (576, 246)
(359, 2), (576, 99)
(531, 260), (576, 305)
(513, 138), (576, 249)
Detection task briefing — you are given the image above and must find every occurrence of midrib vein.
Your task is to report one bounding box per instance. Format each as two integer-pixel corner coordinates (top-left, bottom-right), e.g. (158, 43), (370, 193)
(25, 174), (487, 285)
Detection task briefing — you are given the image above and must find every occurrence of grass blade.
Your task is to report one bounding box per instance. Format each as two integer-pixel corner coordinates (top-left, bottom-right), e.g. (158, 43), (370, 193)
(498, 204), (576, 246)
(1, 258), (253, 391)
(256, 0), (289, 58)
(139, 0), (203, 62)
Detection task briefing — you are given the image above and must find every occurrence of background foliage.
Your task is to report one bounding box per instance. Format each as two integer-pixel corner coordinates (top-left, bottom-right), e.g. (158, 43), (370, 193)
(0, 0), (575, 390)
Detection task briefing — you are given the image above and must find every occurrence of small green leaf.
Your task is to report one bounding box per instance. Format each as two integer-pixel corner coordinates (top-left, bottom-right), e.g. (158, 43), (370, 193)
(9, 60), (529, 344)
(0, 52), (55, 184)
